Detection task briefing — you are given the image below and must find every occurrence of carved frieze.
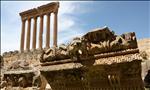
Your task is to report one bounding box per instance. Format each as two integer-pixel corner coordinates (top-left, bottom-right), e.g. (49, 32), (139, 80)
(38, 2), (59, 15)
(19, 2), (59, 20)
(20, 8), (38, 20)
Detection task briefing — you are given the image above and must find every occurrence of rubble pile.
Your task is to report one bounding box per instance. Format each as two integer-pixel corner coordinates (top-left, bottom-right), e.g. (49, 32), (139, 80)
(40, 26), (138, 64)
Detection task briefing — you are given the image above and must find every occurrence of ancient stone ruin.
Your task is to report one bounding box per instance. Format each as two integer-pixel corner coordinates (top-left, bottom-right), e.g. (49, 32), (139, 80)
(1, 2), (145, 90)
(20, 2), (59, 52)
(40, 26), (144, 90)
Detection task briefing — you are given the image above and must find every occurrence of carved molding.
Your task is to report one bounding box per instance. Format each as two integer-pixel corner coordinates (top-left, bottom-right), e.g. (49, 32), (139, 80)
(19, 2), (59, 20)
(38, 2), (59, 15)
(20, 8), (38, 20)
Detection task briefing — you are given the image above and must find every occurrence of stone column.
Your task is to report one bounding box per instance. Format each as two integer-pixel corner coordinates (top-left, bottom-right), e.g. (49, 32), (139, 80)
(46, 13), (50, 48)
(26, 18), (31, 51)
(39, 15), (44, 49)
(20, 19), (26, 52)
(32, 17), (37, 50)
(53, 12), (58, 47)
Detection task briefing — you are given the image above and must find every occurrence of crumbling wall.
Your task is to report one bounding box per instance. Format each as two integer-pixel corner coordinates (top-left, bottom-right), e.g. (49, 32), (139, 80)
(2, 50), (43, 70)
(0, 55), (3, 68)
(41, 60), (144, 90)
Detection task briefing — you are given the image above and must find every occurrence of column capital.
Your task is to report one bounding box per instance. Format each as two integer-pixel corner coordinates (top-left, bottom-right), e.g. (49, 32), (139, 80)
(54, 11), (58, 15)
(21, 18), (26, 22)
(27, 17), (31, 22)
(40, 14), (44, 18)
(46, 13), (51, 16)
(33, 16), (37, 20)
(53, 6), (58, 14)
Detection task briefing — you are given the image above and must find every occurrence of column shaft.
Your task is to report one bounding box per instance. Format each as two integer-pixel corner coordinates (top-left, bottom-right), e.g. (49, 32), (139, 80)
(53, 12), (58, 47)
(39, 15), (44, 49)
(46, 13), (50, 48)
(26, 18), (31, 51)
(20, 19), (26, 52)
(32, 17), (37, 50)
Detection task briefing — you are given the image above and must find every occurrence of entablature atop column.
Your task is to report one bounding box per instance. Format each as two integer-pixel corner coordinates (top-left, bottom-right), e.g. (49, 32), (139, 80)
(20, 8), (38, 20)
(19, 2), (59, 20)
(19, 2), (59, 52)
(38, 2), (59, 15)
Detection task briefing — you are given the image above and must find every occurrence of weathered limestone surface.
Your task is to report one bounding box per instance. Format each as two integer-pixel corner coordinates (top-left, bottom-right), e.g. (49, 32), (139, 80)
(19, 2), (59, 52)
(40, 26), (138, 63)
(39, 15), (44, 50)
(20, 20), (26, 52)
(32, 17), (37, 50)
(46, 13), (51, 48)
(53, 12), (58, 47)
(41, 60), (144, 90)
(2, 50), (42, 71)
(26, 18), (31, 51)
(39, 26), (144, 90)
(1, 2), (146, 90)
(1, 50), (43, 89)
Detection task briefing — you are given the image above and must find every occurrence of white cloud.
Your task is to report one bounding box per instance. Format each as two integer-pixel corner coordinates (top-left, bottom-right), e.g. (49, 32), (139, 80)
(59, 17), (75, 32)
(1, 1), (91, 54)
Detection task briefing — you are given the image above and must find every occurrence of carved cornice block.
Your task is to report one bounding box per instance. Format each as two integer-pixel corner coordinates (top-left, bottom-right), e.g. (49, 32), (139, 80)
(20, 8), (38, 20)
(19, 2), (59, 20)
(38, 2), (59, 15)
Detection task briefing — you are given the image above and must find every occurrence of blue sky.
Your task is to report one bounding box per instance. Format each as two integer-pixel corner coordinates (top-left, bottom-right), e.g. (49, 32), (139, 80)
(1, 1), (150, 53)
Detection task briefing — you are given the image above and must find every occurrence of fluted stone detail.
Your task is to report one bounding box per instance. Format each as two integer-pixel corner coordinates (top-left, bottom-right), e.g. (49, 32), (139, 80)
(32, 17), (37, 50)
(46, 13), (51, 48)
(26, 18), (31, 51)
(19, 2), (59, 52)
(39, 15), (44, 50)
(53, 12), (58, 47)
(20, 19), (26, 52)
